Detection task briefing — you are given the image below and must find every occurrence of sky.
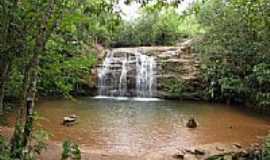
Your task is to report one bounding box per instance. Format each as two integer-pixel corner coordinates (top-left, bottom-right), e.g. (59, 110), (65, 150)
(117, 0), (195, 21)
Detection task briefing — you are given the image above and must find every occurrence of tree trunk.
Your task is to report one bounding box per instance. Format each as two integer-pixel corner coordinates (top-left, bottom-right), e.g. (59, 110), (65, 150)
(21, 98), (34, 148)
(19, 52), (40, 121)
(18, 0), (55, 121)
(10, 0), (56, 157)
(0, 62), (9, 115)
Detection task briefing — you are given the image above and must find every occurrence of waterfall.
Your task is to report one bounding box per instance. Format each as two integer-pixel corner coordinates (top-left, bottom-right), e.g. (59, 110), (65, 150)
(135, 52), (156, 97)
(119, 55), (128, 96)
(98, 51), (114, 96)
(97, 49), (157, 97)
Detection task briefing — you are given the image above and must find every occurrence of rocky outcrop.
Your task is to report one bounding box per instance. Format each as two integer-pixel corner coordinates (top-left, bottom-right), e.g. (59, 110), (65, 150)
(181, 143), (263, 160)
(90, 40), (203, 99)
(142, 143), (263, 160)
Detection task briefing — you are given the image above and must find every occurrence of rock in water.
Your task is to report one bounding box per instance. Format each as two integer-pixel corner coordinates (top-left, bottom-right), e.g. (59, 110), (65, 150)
(172, 151), (185, 160)
(69, 114), (78, 119)
(63, 114), (78, 126)
(186, 118), (198, 128)
(194, 149), (205, 155)
(232, 143), (242, 149)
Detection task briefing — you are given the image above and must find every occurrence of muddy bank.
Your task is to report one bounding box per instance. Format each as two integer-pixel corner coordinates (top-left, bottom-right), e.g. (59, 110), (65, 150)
(0, 126), (136, 160)
(0, 126), (268, 160)
(24, 139), (270, 160)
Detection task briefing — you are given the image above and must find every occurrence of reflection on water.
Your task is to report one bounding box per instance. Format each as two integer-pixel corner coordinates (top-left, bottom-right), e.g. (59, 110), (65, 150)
(34, 98), (270, 155)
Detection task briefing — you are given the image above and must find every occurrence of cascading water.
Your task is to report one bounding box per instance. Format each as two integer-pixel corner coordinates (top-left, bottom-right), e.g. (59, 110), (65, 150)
(97, 48), (157, 98)
(119, 54), (128, 96)
(135, 52), (156, 97)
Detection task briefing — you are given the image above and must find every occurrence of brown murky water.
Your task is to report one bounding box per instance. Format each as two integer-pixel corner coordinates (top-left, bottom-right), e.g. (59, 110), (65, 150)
(31, 98), (269, 156)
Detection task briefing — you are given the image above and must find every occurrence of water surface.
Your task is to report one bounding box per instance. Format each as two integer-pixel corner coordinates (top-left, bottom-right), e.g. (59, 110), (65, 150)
(34, 98), (270, 155)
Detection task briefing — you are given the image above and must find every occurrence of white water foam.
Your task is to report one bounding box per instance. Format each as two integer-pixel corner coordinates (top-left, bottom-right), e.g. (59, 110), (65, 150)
(93, 96), (162, 101)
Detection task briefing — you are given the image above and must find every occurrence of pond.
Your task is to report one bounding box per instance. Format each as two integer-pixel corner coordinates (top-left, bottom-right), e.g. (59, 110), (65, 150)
(31, 98), (270, 155)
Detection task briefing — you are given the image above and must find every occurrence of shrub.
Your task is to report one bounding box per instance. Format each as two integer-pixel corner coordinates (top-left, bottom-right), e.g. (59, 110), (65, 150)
(61, 140), (81, 160)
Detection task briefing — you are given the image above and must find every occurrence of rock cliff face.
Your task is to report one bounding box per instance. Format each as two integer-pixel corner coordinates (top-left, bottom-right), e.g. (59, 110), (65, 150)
(90, 40), (203, 99)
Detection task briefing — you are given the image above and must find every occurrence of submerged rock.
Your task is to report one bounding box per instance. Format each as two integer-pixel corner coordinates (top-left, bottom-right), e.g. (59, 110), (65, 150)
(186, 118), (198, 128)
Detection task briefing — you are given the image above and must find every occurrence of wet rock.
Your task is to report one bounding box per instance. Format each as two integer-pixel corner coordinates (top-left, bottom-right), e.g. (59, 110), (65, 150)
(216, 146), (225, 152)
(173, 143), (266, 160)
(93, 40), (202, 99)
(69, 114), (78, 119)
(63, 116), (75, 122)
(232, 143), (242, 149)
(184, 149), (194, 154)
(186, 118), (198, 128)
(63, 114), (78, 126)
(252, 143), (260, 148)
(172, 153), (184, 160)
(194, 149), (205, 155)
(240, 150), (248, 156)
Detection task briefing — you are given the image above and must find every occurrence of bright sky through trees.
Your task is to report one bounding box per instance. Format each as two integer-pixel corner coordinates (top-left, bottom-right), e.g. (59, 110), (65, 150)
(118, 0), (195, 21)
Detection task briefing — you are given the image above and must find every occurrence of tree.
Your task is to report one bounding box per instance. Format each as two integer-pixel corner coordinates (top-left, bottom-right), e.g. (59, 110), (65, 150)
(0, 0), (25, 114)
(196, 0), (270, 106)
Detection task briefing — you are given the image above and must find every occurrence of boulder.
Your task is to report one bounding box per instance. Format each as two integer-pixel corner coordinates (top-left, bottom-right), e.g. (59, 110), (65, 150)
(186, 118), (198, 128)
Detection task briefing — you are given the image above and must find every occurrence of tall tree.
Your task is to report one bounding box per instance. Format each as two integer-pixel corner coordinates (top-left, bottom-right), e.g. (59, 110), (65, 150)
(0, 0), (25, 114)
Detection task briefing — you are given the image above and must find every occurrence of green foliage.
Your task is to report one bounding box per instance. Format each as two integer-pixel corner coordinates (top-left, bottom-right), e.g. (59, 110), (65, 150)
(0, 0), (269, 113)
(1, 0), (122, 99)
(39, 51), (96, 96)
(264, 135), (270, 160)
(6, 59), (25, 98)
(10, 124), (24, 159)
(0, 124), (49, 160)
(31, 130), (50, 156)
(196, 0), (270, 107)
(61, 140), (81, 160)
(112, 8), (203, 47)
(0, 136), (12, 160)
(219, 77), (248, 103)
(166, 79), (186, 97)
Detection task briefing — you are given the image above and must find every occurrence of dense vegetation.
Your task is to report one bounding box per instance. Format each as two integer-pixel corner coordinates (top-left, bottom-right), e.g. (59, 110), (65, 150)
(0, 0), (121, 105)
(111, 7), (203, 47)
(196, 0), (270, 109)
(0, 0), (269, 159)
(0, 0), (120, 159)
(1, 0), (268, 110)
(111, 0), (270, 110)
